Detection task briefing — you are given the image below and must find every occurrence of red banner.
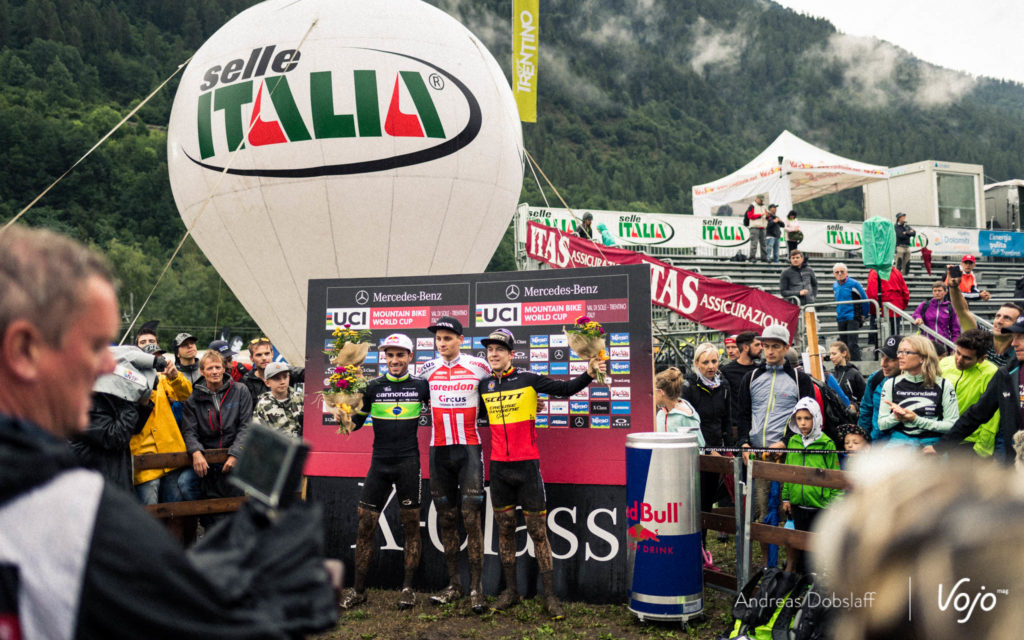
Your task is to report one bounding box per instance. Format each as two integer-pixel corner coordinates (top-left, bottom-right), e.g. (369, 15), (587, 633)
(525, 221), (800, 337)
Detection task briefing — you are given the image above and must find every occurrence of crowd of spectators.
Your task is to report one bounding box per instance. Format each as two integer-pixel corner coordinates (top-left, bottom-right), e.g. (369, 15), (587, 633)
(71, 329), (305, 509)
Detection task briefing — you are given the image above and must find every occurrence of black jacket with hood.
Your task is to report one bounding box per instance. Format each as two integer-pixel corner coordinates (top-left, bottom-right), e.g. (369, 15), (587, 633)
(182, 378), (253, 459)
(69, 392), (152, 494)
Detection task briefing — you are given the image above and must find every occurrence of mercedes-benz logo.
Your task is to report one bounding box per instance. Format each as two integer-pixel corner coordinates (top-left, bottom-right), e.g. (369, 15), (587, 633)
(574, 417), (586, 427)
(505, 284), (520, 300)
(554, 350), (564, 359)
(355, 290), (369, 305)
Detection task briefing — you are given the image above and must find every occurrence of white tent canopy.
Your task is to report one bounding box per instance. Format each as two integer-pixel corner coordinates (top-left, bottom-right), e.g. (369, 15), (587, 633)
(691, 130), (889, 217)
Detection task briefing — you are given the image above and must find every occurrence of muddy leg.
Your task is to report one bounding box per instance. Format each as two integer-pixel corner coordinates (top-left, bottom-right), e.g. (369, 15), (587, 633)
(399, 507), (421, 589)
(352, 506), (379, 593)
(492, 507), (521, 610)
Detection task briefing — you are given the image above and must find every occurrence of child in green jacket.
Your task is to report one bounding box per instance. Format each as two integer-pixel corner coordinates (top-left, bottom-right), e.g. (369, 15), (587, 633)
(781, 397), (841, 572)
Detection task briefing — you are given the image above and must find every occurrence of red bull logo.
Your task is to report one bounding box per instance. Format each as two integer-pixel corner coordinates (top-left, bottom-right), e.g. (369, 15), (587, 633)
(627, 523), (659, 542)
(627, 500), (681, 524)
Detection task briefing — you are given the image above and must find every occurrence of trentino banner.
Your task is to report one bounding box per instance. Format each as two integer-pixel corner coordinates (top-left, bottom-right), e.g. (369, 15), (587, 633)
(512, 0), (539, 122)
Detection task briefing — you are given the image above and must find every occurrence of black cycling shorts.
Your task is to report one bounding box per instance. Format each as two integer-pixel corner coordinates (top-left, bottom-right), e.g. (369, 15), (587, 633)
(489, 459), (546, 513)
(429, 444), (484, 507)
(359, 455), (421, 511)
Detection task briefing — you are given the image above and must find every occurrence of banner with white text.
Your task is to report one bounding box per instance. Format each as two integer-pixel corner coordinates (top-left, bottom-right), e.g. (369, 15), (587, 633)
(518, 205), (1002, 257)
(525, 221), (801, 338)
(512, 0), (539, 122)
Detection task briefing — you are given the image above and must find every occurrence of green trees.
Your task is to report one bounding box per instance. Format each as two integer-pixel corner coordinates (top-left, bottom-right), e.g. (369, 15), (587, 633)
(4, 0), (1024, 317)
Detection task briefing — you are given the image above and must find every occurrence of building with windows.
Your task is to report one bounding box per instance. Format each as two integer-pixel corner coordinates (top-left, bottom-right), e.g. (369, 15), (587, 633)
(863, 160), (984, 228)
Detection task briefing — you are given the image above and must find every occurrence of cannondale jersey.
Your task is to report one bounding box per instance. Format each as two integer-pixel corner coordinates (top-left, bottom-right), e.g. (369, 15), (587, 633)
(419, 354), (491, 446)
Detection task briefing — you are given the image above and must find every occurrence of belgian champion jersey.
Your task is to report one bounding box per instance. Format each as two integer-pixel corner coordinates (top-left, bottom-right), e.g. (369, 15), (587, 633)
(419, 354), (491, 446)
(479, 367), (593, 462)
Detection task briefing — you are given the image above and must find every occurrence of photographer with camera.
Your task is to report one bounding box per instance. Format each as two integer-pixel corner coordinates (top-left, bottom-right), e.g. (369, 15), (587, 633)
(70, 345), (161, 494)
(130, 343), (201, 504)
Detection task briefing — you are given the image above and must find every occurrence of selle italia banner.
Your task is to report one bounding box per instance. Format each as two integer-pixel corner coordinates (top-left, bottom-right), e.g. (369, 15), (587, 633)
(512, 0), (539, 122)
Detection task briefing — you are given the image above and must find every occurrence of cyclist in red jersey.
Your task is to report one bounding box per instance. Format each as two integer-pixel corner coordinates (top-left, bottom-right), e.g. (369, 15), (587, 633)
(418, 316), (490, 612)
(479, 328), (606, 619)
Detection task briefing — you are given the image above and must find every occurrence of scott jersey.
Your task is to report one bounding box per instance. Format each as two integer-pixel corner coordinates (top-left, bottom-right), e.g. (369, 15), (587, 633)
(479, 367), (593, 462)
(352, 373), (430, 458)
(419, 354), (491, 446)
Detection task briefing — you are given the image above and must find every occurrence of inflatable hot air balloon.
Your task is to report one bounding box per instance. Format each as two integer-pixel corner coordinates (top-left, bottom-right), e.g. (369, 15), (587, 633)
(167, 0), (524, 363)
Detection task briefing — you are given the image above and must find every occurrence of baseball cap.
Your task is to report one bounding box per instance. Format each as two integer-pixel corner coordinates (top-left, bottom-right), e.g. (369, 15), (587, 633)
(208, 339), (236, 358)
(264, 361), (290, 379)
(173, 332), (196, 351)
(582, 212), (594, 221)
(724, 336), (737, 346)
(428, 316), (463, 335)
(141, 343), (165, 356)
(876, 334), (904, 359)
(481, 328), (515, 351)
(961, 254), (976, 263)
(1003, 316), (1024, 334)
(759, 324), (790, 345)
(896, 212), (906, 219)
(768, 203), (778, 209)
(379, 333), (414, 352)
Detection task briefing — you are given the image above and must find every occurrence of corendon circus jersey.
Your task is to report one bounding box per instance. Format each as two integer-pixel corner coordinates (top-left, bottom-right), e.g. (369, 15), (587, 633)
(479, 367), (594, 461)
(419, 354), (491, 446)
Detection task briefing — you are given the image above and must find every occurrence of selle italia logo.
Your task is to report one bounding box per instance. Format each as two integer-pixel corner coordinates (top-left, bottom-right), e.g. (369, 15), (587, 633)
(700, 218), (747, 247)
(185, 45), (481, 177)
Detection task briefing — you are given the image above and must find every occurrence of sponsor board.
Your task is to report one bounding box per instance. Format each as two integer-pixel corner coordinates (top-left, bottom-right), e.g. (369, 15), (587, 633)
(548, 401), (569, 415)
(306, 266), (654, 485)
(610, 387), (631, 400)
(590, 415), (610, 428)
(610, 347), (630, 360)
(609, 332), (630, 346)
(610, 361), (631, 375)
(611, 401), (631, 414)
(570, 401), (590, 414)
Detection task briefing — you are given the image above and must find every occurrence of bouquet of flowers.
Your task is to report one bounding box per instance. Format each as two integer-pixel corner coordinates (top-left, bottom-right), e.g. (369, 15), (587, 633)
(326, 324), (372, 367)
(564, 315), (609, 384)
(322, 324), (372, 434)
(322, 364), (369, 434)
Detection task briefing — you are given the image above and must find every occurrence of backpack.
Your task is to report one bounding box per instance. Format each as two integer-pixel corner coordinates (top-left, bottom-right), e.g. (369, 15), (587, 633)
(789, 580), (835, 640)
(744, 205), (753, 227)
(727, 568), (802, 640)
(811, 379), (847, 449)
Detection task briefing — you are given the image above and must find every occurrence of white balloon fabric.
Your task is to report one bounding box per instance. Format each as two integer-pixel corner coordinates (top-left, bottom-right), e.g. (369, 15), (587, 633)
(167, 0), (524, 363)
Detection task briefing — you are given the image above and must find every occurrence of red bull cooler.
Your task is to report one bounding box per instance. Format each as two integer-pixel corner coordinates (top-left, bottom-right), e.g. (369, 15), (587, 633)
(626, 431), (702, 621)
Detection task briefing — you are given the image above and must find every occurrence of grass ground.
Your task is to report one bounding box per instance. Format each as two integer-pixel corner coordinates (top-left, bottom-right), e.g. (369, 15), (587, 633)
(313, 536), (763, 640)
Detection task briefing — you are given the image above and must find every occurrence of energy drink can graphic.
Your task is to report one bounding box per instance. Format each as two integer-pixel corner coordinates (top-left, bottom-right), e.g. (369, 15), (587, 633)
(625, 431), (703, 621)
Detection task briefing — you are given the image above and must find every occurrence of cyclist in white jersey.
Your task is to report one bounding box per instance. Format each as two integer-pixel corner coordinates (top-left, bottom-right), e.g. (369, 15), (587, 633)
(418, 316), (490, 613)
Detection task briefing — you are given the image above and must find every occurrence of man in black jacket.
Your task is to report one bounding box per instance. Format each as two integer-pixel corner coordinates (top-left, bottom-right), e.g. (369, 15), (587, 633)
(894, 212), (915, 275)
(779, 250), (818, 305)
(0, 226), (335, 639)
(182, 351), (253, 503)
(930, 315), (1024, 462)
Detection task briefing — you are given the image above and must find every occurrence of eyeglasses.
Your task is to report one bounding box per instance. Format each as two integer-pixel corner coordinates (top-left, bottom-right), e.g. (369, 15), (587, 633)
(896, 350), (920, 356)
(249, 337), (271, 345)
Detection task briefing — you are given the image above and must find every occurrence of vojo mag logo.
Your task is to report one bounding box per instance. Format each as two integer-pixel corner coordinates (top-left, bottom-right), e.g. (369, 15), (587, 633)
(183, 44), (480, 176)
(700, 218), (747, 248)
